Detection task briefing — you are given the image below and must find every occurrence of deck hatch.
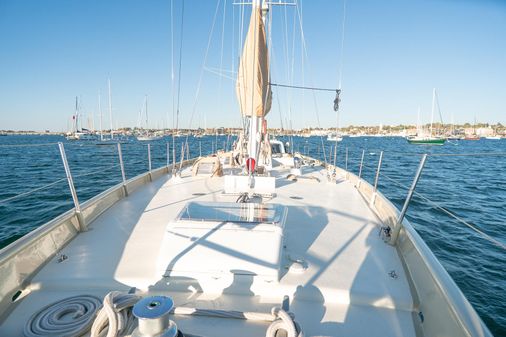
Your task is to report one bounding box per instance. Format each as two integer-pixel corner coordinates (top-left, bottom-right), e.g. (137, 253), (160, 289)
(176, 201), (284, 225)
(158, 202), (287, 279)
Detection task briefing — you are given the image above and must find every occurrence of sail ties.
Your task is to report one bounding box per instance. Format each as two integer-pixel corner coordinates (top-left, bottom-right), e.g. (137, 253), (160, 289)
(333, 89), (341, 111)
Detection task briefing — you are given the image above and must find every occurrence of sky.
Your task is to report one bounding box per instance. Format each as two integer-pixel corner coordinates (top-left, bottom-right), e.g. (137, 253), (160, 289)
(0, 0), (505, 131)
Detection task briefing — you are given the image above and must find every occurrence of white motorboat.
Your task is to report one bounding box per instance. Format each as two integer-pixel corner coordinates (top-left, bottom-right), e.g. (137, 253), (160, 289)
(136, 134), (163, 141)
(327, 133), (343, 142)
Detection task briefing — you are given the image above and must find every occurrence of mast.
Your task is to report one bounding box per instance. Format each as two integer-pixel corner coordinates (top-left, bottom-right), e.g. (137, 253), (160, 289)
(417, 106), (421, 136)
(108, 78), (113, 140)
(247, 0), (265, 170)
(98, 91), (103, 141)
(430, 88), (435, 138)
(75, 96), (79, 133)
(145, 94), (148, 129)
(237, 0), (272, 172)
(450, 112), (454, 136)
(91, 108), (95, 132)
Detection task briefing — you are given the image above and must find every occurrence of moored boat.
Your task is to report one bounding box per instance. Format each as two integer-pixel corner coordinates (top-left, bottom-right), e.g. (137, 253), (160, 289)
(327, 132), (343, 142)
(407, 92), (446, 146)
(407, 136), (446, 145)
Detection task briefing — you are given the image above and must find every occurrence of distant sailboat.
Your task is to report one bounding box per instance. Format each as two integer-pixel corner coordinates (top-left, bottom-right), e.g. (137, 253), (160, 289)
(95, 79), (129, 145)
(465, 117), (480, 140)
(447, 112), (461, 140)
(136, 95), (163, 141)
(66, 96), (96, 141)
(407, 89), (446, 145)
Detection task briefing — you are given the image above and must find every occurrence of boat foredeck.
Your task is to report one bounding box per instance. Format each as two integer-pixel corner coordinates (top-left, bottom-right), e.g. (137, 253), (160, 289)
(0, 164), (416, 337)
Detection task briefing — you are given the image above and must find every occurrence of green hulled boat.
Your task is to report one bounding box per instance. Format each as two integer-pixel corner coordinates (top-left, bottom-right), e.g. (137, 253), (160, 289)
(407, 136), (446, 145)
(408, 89), (446, 145)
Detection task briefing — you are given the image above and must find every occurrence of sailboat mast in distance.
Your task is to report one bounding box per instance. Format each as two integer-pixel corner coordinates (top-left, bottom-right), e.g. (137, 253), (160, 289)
(108, 78), (113, 140)
(417, 106), (421, 135)
(430, 88), (436, 138)
(75, 96), (79, 133)
(98, 91), (103, 141)
(145, 95), (148, 129)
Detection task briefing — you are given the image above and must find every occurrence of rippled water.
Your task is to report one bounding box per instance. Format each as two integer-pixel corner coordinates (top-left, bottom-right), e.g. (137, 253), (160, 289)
(0, 134), (505, 335)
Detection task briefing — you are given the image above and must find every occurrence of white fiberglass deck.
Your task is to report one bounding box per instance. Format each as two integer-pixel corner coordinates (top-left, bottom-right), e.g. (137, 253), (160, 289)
(0, 165), (416, 337)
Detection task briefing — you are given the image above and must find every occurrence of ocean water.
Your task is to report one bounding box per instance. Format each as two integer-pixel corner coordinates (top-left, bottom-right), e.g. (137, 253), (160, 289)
(0, 134), (505, 335)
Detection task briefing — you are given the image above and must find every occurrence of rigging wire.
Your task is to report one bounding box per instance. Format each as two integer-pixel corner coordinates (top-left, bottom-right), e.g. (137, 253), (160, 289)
(294, 0), (327, 164)
(181, 0), (223, 157)
(175, 0), (185, 134)
(170, 0), (177, 168)
(203, 66), (237, 81)
(0, 142), (59, 148)
(231, 0), (236, 75)
(435, 90), (445, 126)
(269, 83), (337, 92)
(281, 4), (291, 132)
(361, 166), (506, 251)
(238, 3), (248, 135)
(288, 6), (297, 152)
(337, 0), (347, 90)
(0, 178), (67, 206)
(360, 161), (506, 251)
(72, 164), (120, 180)
(168, 1), (174, 132)
(216, 0), (228, 151)
(269, 45), (286, 131)
(410, 190), (506, 250)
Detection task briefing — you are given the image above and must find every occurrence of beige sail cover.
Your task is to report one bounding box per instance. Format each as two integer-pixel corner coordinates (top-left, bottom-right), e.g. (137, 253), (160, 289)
(236, 7), (272, 117)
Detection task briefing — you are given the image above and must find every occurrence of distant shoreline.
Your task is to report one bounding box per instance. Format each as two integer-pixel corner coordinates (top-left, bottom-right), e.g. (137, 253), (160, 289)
(1, 122), (505, 135)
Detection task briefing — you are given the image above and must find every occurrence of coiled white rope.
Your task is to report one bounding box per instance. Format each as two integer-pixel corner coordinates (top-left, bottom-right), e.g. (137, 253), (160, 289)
(23, 295), (102, 337)
(90, 291), (140, 337)
(265, 307), (304, 337)
(24, 292), (304, 337)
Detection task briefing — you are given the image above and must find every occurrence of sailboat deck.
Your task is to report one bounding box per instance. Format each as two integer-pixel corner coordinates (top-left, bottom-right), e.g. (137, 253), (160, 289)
(0, 165), (416, 337)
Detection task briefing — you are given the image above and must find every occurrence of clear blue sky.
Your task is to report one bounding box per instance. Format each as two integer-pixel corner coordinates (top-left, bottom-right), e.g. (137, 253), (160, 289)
(0, 0), (505, 131)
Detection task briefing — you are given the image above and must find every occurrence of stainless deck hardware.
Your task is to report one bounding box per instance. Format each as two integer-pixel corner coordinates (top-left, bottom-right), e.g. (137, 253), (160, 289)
(390, 154), (428, 245)
(148, 144), (152, 170)
(345, 147), (348, 171)
(388, 270), (398, 279)
(356, 149), (365, 188)
(373, 151), (384, 192)
(166, 142), (170, 167)
(132, 296), (178, 337)
(58, 142), (86, 231)
(117, 143), (128, 196)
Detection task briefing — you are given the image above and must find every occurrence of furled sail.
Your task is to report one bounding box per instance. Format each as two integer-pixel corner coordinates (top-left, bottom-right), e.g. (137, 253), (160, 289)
(236, 6), (272, 117)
